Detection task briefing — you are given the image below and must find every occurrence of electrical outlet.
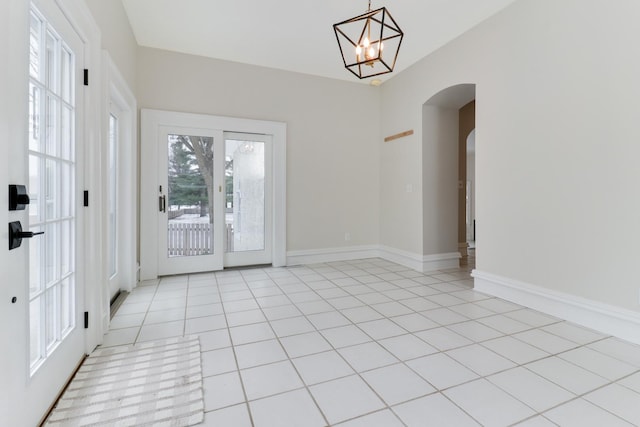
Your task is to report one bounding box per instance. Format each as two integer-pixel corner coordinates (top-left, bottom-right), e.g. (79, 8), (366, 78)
(344, 232), (351, 241)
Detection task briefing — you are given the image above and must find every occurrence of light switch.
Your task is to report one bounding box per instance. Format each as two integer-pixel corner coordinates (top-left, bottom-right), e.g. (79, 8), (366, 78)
(405, 184), (413, 193)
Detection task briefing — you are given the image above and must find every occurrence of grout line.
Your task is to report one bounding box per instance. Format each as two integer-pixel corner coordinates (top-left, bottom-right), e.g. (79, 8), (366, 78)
(210, 271), (257, 427)
(238, 268), (333, 427)
(108, 258), (640, 426)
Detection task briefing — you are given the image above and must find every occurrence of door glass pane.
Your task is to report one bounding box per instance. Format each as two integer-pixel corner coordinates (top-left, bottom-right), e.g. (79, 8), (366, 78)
(45, 287), (58, 350)
(60, 220), (71, 276)
(44, 222), (57, 285)
(29, 13), (42, 80)
(167, 134), (214, 257)
(59, 278), (72, 333)
(45, 30), (58, 94)
(29, 83), (41, 151)
(225, 139), (265, 252)
(29, 299), (42, 366)
(28, 155), (41, 221)
(108, 114), (117, 277)
(61, 105), (72, 160)
(45, 158), (57, 219)
(46, 96), (58, 156)
(29, 224), (42, 298)
(60, 162), (72, 218)
(61, 47), (72, 104)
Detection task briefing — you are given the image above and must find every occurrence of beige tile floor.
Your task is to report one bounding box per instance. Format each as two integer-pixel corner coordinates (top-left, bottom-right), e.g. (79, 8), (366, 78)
(103, 258), (640, 426)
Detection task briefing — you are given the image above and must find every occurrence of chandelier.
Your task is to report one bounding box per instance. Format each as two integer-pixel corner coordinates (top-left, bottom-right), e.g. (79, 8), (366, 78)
(333, 0), (404, 79)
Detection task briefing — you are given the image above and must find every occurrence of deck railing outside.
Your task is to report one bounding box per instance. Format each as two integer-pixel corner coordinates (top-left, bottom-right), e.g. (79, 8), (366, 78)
(167, 222), (234, 256)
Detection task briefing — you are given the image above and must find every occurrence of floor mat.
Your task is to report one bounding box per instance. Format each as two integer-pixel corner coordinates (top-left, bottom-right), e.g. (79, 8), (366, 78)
(45, 335), (204, 427)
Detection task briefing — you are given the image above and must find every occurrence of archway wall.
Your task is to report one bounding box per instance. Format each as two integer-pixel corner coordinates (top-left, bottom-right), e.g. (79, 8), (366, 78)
(379, 0), (640, 329)
(421, 103), (460, 256)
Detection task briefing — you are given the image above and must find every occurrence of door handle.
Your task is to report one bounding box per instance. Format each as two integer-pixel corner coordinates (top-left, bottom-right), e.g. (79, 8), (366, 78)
(8, 221), (44, 250)
(159, 195), (166, 213)
(16, 231), (44, 238)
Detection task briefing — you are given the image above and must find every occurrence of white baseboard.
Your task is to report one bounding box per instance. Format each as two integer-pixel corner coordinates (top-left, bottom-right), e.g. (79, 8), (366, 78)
(286, 245), (380, 266)
(376, 245), (424, 271)
(422, 252), (462, 272)
(473, 270), (640, 346)
(287, 245), (460, 273)
(378, 246), (460, 273)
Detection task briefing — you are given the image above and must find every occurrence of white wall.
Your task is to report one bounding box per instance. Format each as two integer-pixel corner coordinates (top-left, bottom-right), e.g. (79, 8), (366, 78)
(379, 127), (423, 255)
(84, 0), (137, 91)
(422, 105), (459, 256)
(381, 0), (640, 312)
(136, 47), (381, 253)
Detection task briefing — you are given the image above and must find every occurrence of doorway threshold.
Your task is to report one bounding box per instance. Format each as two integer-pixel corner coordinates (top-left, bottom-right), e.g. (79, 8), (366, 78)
(109, 290), (129, 319)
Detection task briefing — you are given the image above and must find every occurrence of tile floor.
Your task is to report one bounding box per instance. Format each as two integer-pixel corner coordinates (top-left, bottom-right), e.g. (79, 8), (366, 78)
(103, 258), (640, 426)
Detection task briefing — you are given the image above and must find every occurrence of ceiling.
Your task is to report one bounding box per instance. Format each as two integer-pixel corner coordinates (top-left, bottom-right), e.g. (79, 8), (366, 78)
(121, 0), (517, 84)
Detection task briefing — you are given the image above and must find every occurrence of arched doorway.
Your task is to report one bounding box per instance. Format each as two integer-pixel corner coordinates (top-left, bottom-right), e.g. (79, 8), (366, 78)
(465, 128), (476, 268)
(422, 84), (476, 269)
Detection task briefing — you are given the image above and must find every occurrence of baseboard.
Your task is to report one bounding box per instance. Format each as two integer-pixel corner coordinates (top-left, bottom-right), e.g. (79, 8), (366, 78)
(287, 245), (460, 273)
(473, 270), (640, 345)
(376, 245), (424, 271)
(422, 252), (461, 272)
(286, 245), (380, 266)
(378, 246), (460, 273)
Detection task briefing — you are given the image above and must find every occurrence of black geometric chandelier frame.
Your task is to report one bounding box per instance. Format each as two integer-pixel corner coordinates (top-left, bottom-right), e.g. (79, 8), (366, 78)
(333, 1), (404, 79)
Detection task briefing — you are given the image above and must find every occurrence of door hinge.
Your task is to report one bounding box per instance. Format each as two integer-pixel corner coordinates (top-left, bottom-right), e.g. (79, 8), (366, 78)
(83, 69), (89, 86)
(84, 312), (89, 329)
(83, 190), (89, 207)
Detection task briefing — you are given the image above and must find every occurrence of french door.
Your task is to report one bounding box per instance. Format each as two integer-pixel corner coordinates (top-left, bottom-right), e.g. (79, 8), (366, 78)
(142, 110), (280, 278)
(10, 1), (86, 424)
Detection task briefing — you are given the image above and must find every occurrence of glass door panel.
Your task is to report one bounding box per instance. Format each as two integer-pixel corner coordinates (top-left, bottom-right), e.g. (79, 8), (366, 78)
(224, 133), (272, 267)
(225, 139), (265, 252)
(167, 134), (214, 258)
(158, 128), (223, 275)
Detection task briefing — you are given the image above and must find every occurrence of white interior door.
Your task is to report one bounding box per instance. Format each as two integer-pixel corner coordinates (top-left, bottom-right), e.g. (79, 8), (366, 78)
(224, 132), (273, 267)
(157, 127), (224, 275)
(4, 1), (87, 424)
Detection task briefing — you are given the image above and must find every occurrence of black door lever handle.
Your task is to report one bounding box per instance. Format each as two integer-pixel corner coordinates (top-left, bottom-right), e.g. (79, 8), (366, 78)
(8, 221), (44, 250)
(16, 231), (44, 238)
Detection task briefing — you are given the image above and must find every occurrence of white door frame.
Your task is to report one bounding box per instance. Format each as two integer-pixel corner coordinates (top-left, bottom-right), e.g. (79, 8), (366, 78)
(140, 109), (286, 280)
(101, 51), (137, 331)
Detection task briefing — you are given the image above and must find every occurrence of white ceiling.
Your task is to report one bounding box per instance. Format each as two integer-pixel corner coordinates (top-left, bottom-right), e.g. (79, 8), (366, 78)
(121, 0), (517, 84)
